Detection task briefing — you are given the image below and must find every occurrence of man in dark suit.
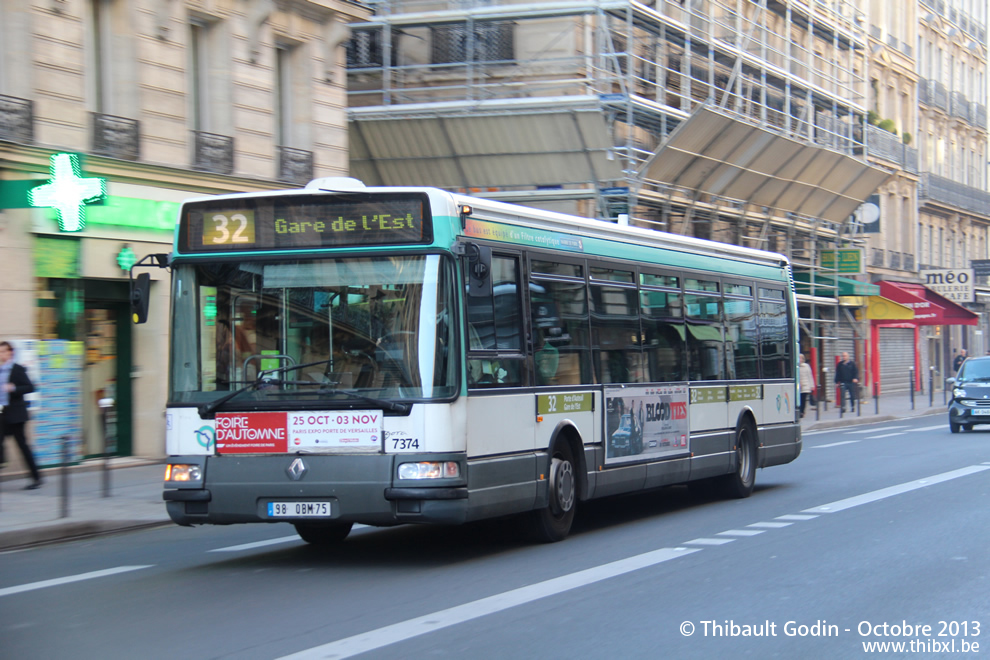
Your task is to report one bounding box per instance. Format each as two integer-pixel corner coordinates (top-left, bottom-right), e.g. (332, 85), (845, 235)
(0, 341), (42, 489)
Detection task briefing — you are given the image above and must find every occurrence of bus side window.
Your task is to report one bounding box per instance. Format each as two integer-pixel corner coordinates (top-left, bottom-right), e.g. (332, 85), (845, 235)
(466, 255), (524, 387)
(529, 278), (591, 385)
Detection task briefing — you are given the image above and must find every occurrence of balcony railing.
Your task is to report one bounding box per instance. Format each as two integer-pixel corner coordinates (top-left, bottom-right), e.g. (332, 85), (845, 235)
(277, 146), (314, 185)
(193, 131), (234, 174)
(930, 80), (948, 112)
(971, 102), (988, 128)
(92, 113), (140, 160)
(919, 172), (990, 217)
(871, 248), (885, 267)
(0, 94), (34, 144)
(950, 92), (969, 121)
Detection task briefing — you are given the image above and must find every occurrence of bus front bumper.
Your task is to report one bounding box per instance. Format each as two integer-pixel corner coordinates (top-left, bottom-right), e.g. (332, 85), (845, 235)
(163, 454), (468, 527)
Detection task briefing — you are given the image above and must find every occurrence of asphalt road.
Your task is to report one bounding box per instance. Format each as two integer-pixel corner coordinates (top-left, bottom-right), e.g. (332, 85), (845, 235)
(2, 415), (989, 659)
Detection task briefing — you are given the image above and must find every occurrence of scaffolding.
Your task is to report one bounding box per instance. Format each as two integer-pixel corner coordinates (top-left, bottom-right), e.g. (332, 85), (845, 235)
(346, 0), (886, 344)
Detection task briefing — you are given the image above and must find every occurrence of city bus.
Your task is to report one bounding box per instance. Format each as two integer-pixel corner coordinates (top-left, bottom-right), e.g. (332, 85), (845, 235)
(151, 177), (801, 544)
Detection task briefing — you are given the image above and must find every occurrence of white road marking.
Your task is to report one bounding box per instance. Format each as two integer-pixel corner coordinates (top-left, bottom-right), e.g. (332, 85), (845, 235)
(280, 465), (990, 659)
(915, 425), (948, 433)
(0, 566), (153, 598)
(748, 521), (792, 529)
(845, 426), (910, 434)
(864, 432), (906, 439)
(803, 465), (990, 514)
(277, 546), (700, 660)
(210, 536), (301, 553)
(209, 525), (369, 553)
(684, 538), (735, 546)
(811, 441), (860, 449)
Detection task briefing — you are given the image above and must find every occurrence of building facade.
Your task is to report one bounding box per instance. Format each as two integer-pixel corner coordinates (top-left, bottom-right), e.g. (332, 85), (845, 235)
(0, 0), (368, 466)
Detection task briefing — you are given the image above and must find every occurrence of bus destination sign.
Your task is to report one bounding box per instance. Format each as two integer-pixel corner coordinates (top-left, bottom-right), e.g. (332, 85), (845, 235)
(181, 193), (431, 252)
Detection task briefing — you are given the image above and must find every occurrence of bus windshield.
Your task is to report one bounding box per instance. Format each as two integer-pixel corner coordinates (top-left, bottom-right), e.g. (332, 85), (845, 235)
(169, 254), (456, 405)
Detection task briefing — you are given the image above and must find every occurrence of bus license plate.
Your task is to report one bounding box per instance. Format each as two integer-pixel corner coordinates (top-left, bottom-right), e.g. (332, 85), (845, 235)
(971, 409), (990, 416)
(267, 501), (332, 518)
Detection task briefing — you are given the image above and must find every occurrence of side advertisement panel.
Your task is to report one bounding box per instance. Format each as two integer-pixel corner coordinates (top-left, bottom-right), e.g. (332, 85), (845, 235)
(604, 384), (689, 465)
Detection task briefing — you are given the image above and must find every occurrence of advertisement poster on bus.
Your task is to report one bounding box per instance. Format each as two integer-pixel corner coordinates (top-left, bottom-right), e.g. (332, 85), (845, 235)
(215, 411), (382, 454)
(604, 385), (689, 464)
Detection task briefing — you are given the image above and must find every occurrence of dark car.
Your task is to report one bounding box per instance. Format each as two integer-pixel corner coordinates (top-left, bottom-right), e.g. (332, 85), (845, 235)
(948, 356), (990, 432)
(610, 413), (633, 456)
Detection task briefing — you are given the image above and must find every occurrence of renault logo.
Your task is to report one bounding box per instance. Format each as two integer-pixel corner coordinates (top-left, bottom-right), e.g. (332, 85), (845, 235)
(287, 458), (307, 481)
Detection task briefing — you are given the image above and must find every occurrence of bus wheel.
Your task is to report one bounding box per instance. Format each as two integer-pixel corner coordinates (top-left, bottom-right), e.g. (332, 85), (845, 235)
(530, 442), (577, 543)
(294, 522), (353, 545)
(719, 421), (757, 499)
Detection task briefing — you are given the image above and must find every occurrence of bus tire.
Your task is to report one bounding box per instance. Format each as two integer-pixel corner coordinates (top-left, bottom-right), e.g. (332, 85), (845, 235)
(294, 522), (353, 545)
(529, 441), (577, 543)
(719, 420), (757, 499)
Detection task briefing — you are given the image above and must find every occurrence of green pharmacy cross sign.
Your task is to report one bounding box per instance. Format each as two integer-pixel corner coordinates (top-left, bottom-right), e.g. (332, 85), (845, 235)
(28, 153), (107, 232)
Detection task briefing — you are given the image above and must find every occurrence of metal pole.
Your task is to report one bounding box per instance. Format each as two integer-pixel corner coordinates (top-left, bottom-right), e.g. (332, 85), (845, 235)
(909, 366), (915, 410)
(874, 381), (879, 414)
(60, 436), (70, 519)
(929, 367), (935, 407)
(99, 397), (114, 498)
(822, 368), (829, 411)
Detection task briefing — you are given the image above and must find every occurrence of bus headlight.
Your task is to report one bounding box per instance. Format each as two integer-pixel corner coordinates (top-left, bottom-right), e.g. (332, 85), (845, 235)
(165, 464), (202, 482)
(398, 461), (460, 480)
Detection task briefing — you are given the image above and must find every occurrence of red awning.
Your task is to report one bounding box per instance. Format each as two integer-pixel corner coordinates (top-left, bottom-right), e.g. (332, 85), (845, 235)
(878, 281), (979, 326)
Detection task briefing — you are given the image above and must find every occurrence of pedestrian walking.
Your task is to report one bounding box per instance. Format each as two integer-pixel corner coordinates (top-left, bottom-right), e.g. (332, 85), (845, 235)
(0, 341), (42, 489)
(835, 351), (859, 413)
(798, 353), (815, 418)
(953, 348), (967, 375)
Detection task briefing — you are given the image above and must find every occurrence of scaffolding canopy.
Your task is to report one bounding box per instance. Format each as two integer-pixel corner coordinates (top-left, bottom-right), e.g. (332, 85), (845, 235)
(349, 97), (622, 189)
(640, 107), (891, 224)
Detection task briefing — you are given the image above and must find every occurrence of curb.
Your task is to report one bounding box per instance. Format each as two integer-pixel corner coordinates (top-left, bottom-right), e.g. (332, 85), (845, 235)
(0, 519), (173, 552)
(803, 408), (945, 432)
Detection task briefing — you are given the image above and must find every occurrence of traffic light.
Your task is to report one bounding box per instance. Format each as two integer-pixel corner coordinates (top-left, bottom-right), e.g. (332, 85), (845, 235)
(131, 271), (151, 324)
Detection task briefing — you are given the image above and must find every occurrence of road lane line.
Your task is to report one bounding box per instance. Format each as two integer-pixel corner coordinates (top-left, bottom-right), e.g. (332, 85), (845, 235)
(803, 465), (990, 514)
(915, 425), (947, 432)
(845, 426), (910, 434)
(279, 466), (990, 659)
(0, 566), (153, 598)
(210, 536), (301, 552)
(277, 547), (700, 660)
(748, 522), (792, 529)
(684, 538), (735, 546)
(209, 525), (370, 553)
(811, 440), (860, 449)
(864, 432), (905, 439)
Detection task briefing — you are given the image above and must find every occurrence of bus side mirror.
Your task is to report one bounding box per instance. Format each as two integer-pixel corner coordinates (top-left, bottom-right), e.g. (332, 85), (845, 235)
(131, 272), (151, 324)
(467, 245), (492, 298)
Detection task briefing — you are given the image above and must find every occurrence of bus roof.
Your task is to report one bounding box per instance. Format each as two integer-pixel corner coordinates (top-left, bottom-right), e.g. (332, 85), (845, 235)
(176, 177), (789, 271)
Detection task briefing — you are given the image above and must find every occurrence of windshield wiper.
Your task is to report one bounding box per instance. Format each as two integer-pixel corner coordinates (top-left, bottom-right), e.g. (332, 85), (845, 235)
(198, 359), (409, 418)
(313, 384), (410, 413)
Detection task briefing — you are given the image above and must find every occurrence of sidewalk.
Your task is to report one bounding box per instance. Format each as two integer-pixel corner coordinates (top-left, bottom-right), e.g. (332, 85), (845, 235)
(0, 458), (171, 551)
(0, 390), (949, 551)
(800, 388), (947, 432)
